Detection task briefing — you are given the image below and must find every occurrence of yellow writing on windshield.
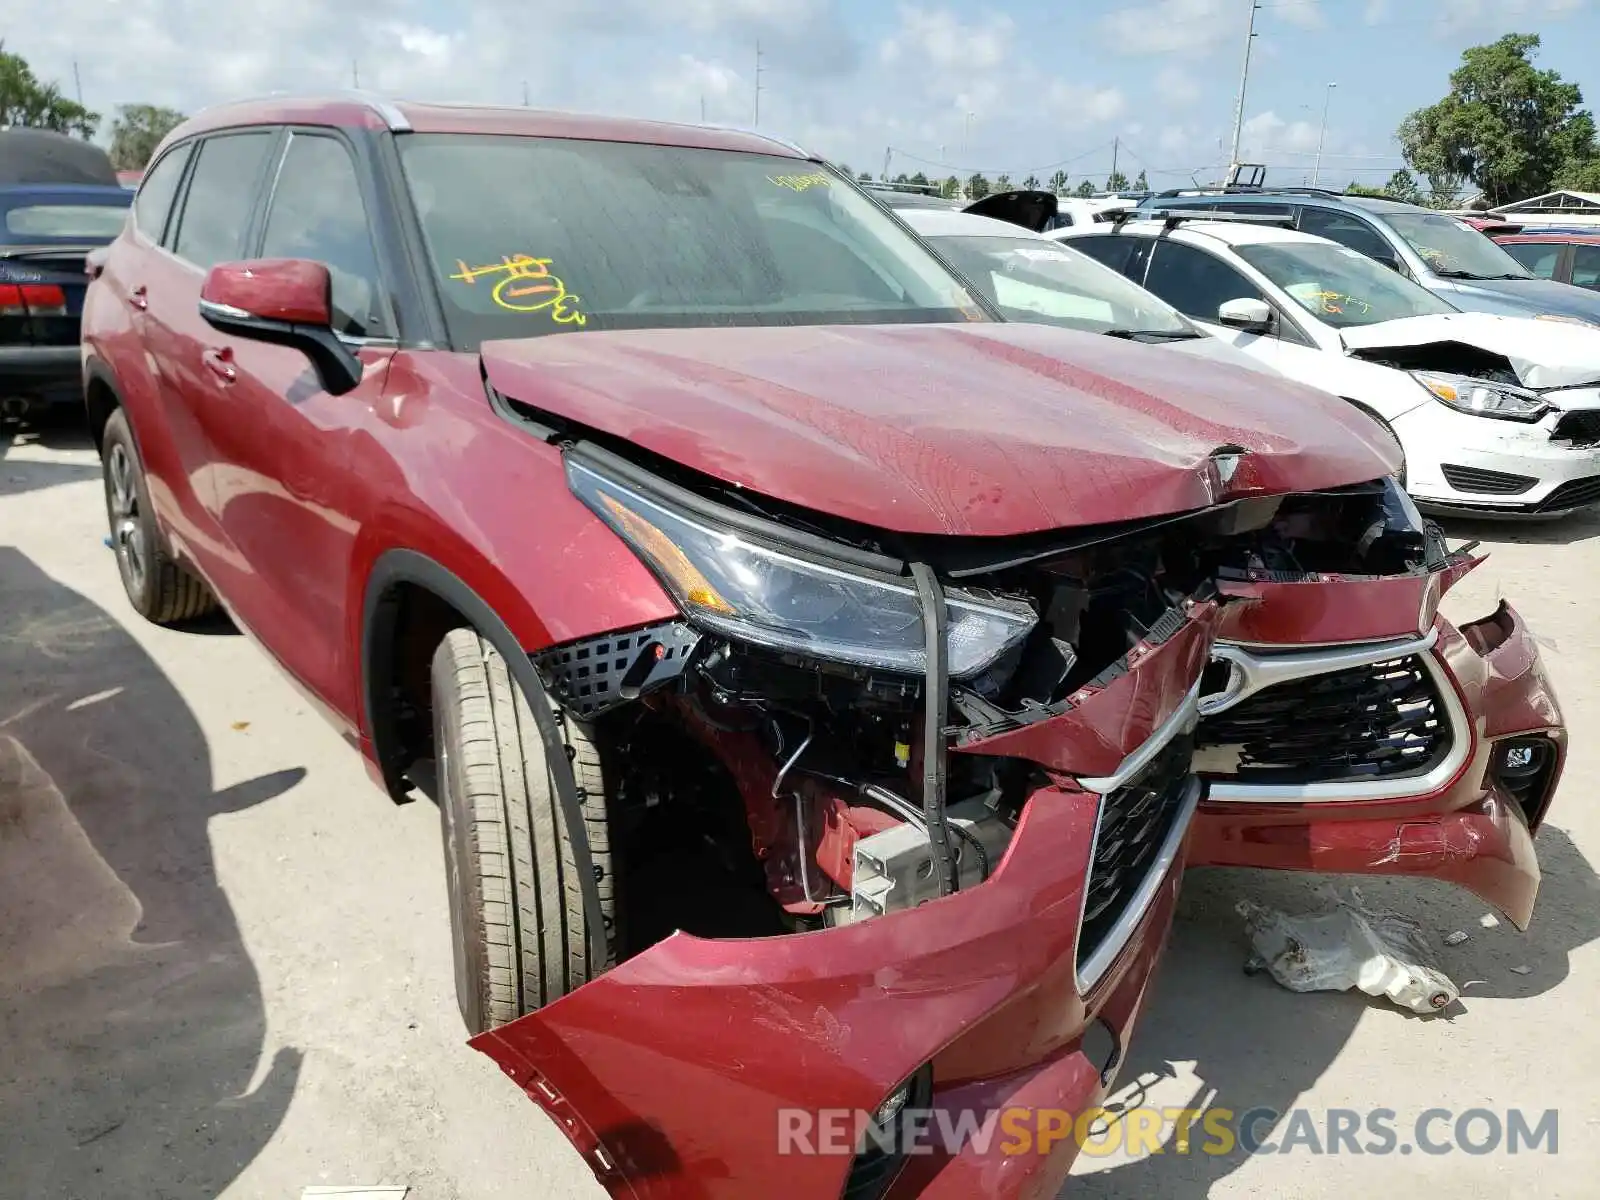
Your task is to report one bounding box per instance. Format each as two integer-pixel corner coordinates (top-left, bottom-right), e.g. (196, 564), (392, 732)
(769, 171), (831, 192)
(449, 255), (587, 325)
(1310, 289), (1372, 317)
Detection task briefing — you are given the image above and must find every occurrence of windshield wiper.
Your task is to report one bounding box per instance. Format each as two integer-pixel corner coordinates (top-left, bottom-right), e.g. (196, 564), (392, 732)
(1101, 328), (1203, 342)
(1432, 268), (1526, 281)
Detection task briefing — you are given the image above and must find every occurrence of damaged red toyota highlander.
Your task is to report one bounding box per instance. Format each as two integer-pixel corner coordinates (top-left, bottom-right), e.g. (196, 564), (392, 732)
(80, 98), (1565, 1199)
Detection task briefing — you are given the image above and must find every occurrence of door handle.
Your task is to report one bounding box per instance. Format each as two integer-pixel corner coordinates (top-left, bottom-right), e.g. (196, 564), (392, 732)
(202, 346), (237, 383)
(128, 285), (148, 311)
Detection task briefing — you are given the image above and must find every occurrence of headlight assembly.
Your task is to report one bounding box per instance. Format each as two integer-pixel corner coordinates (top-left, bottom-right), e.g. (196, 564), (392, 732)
(566, 456), (1037, 677)
(1412, 370), (1550, 423)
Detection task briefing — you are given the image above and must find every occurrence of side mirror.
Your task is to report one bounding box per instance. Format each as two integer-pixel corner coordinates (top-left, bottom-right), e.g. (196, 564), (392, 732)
(199, 259), (363, 395)
(1217, 297), (1274, 332)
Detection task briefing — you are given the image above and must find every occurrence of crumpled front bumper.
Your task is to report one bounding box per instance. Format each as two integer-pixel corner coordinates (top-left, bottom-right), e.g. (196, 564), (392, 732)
(1190, 601), (1566, 928)
(472, 779), (1191, 1200)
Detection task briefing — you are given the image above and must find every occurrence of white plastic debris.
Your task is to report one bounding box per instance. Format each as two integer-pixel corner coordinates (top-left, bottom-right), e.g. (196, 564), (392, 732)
(1238, 891), (1460, 1014)
(1443, 930), (1470, 946)
(1479, 913), (1500, 929)
(1510, 965), (1533, 976)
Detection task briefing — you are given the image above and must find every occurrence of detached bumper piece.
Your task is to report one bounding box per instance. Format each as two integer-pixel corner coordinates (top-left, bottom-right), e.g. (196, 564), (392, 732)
(1196, 654), (1452, 786)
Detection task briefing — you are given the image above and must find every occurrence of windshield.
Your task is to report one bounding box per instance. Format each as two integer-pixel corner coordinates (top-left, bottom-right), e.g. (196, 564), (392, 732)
(1383, 212), (1532, 280)
(398, 135), (986, 348)
(1, 196), (129, 243)
(1235, 240), (1457, 328)
(929, 234), (1193, 335)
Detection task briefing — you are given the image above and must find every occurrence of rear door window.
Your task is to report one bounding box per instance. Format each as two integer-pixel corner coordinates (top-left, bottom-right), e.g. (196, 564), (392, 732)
(171, 132), (275, 270)
(259, 133), (387, 337)
(1068, 234), (1150, 282)
(1500, 241), (1564, 279)
(133, 143), (192, 244)
(1568, 244), (1600, 290)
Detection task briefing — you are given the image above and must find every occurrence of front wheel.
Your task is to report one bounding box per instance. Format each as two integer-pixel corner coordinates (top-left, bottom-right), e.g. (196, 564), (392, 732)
(431, 629), (617, 1035)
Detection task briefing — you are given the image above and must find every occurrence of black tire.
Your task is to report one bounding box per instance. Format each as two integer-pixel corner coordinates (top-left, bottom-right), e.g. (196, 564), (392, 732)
(431, 628), (617, 1034)
(100, 408), (217, 624)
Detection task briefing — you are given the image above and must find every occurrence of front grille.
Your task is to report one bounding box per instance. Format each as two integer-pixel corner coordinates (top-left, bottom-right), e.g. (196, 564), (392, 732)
(1077, 734), (1194, 973)
(1440, 463), (1538, 495)
(1196, 655), (1450, 785)
(1552, 410), (1600, 447)
(1538, 474), (1600, 513)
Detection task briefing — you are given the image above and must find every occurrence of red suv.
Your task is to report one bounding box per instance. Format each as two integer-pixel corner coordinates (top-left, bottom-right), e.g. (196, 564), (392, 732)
(81, 96), (1566, 1199)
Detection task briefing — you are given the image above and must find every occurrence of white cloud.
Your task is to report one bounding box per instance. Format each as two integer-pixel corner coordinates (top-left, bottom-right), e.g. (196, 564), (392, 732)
(1363, 0), (1390, 21)
(1239, 109), (1322, 157)
(1275, 0), (1326, 28)
(1047, 81), (1128, 126)
(880, 6), (1014, 72)
(651, 55), (744, 122)
(1100, 0), (1233, 57)
(1155, 66), (1201, 104)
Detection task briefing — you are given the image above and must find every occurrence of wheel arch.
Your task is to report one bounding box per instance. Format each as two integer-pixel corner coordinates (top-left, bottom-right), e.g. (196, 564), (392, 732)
(359, 548), (608, 967)
(83, 356), (124, 454)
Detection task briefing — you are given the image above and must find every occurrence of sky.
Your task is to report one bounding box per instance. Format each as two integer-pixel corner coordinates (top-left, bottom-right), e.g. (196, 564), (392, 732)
(5, 0), (1598, 189)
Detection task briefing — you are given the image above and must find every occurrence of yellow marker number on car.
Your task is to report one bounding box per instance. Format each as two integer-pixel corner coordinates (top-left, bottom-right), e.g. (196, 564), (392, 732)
(450, 255), (588, 325)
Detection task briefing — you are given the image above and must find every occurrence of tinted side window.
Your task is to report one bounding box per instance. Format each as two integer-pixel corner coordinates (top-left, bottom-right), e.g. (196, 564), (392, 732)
(1501, 241), (1562, 279)
(172, 132), (274, 270)
(133, 143), (192, 243)
(1567, 244), (1600, 289)
(260, 134), (386, 337)
(1210, 201), (1293, 218)
(1070, 235), (1143, 279)
(1298, 208), (1398, 262)
(1143, 240), (1264, 321)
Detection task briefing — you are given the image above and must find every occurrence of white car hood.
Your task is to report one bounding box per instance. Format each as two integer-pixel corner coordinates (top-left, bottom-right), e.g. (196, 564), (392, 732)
(1338, 312), (1600, 390)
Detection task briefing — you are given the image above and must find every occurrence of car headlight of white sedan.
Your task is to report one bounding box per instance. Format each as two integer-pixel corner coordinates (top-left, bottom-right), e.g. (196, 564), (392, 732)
(1412, 370), (1551, 423)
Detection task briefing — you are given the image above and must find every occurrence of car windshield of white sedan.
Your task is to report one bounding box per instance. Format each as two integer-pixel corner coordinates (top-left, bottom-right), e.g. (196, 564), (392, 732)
(1235, 242), (1457, 328)
(399, 135), (987, 347)
(930, 235), (1194, 336)
(1384, 212), (1533, 280)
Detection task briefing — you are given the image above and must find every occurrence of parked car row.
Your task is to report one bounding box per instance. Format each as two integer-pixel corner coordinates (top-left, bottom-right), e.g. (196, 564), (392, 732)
(81, 99), (1570, 1200)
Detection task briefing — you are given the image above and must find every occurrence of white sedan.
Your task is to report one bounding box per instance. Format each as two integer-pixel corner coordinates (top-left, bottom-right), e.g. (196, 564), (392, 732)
(1055, 215), (1600, 517)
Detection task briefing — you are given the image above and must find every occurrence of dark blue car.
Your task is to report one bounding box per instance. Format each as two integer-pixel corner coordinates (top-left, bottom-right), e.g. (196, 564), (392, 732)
(0, 183), (132, 417)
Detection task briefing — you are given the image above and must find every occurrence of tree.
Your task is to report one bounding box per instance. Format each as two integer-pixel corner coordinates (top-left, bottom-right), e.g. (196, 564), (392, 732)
(836, 163), (853, 178)
(0, 44), (99, 137)
(940, 174), (961, 199)
(1075, 179), (1095, 197)
(1022, 174), (1040, 190)
(893, 172), (910, 184)
(108, 104), (186, 171)
(966, 173), (991, 200)
(1345, 181), (1388, 198)
(1383, 168), (1426, 205)
(909, 171), (929, 187)
(1106, 169), (1130, 191)
(995, 173), (1012, 192)
(858, 171), (873, 182)
(1397, 33), (1600, 207)
(1133, 169), (1149, 191)
(1048, 169), (1069, 194)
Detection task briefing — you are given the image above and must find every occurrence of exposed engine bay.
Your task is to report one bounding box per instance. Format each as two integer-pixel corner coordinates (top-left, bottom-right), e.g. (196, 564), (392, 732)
(1347, 340), (1522, 387)
(532, 442), (1463, 962)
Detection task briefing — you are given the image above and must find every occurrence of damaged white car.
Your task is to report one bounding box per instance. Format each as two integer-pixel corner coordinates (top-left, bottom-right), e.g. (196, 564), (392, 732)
(1060, 214), (1600, 517)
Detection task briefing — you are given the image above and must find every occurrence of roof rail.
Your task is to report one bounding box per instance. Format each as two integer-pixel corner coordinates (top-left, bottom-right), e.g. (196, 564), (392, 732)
(1112, 208), (1299, 230)
(197, 89), (412, 132)
(697, 122), (811, 158)
(862, 180), (943, 195)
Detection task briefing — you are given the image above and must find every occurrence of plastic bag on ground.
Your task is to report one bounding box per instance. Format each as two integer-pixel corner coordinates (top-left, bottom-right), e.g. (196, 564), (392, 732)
(1238, 888), (1460, 1014)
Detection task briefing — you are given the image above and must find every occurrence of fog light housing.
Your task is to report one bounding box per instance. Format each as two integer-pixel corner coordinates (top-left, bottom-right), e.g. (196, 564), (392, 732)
(846, 1064), (934, 1199)
(1493, 736), (1558, 829)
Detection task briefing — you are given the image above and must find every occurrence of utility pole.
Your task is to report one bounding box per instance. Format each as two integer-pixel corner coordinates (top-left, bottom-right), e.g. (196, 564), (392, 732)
(352, 60), (360, 88)
(1227, 0), (1261, 167)
(753, 40), (764, 127)
(963, 111), (974, 157)
(882, 147), (892, 181)
(700, 95), (706, 123)
(72, 60), (83, 105)
(1311, 81), (1337, 187)
(1111, 136), (1119, 188)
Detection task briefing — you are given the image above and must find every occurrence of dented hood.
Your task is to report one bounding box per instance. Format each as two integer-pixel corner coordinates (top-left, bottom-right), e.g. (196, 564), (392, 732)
(1339, 311), (1600, 389)
(481, 323), (1399, 536)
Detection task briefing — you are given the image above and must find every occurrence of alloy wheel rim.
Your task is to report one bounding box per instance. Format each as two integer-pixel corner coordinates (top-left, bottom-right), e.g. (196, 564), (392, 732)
(108, 443), (147, 593)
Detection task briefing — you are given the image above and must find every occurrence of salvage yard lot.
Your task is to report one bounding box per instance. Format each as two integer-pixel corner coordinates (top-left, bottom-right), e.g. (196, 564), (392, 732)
(3, 420), (1599, 1199)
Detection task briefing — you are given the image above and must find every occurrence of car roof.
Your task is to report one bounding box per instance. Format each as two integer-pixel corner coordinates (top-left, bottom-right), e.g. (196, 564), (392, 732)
(1155, 191), (1431, 218)
(1083, 218), (1325, 248)
(165, 94), (811, 161)
(899, 209), (1050, 239)
(1497, 228), (1600, 242)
